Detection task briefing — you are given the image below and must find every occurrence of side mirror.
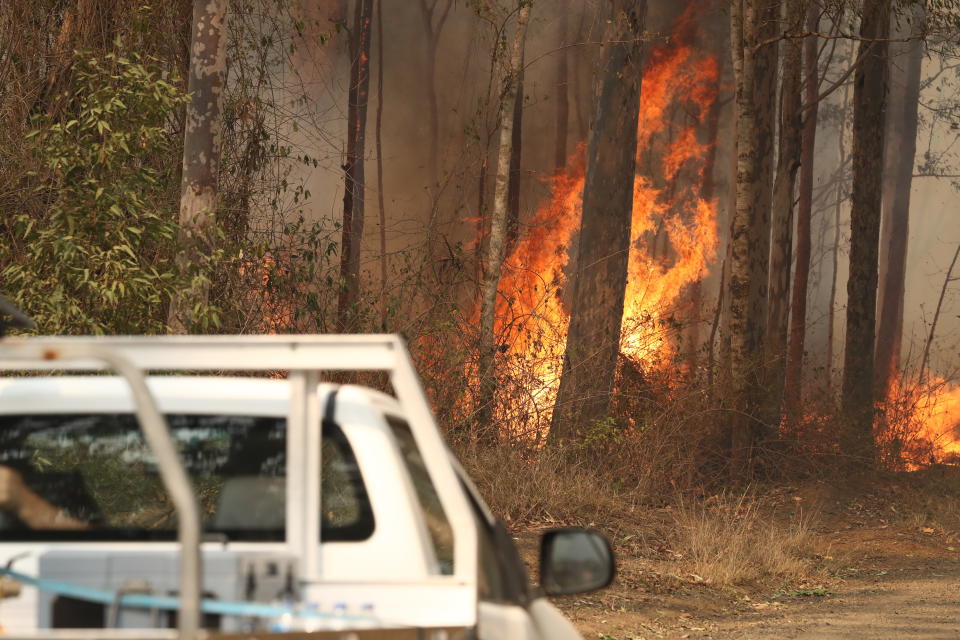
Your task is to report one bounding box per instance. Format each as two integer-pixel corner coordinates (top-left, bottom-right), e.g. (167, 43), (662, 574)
(539, 528), (615, 596)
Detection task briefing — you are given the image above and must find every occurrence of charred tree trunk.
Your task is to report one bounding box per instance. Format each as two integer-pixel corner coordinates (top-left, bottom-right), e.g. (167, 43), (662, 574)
(685, 25), (724, 374)
(876, 5), (924, 398)
(477, 2), (531, 441)
(727, 0), (779, 473)
(168, 0), (227, 334)
(785, 2), (820, 411)
(337, 0), (374, 332)
(554, 0), (569, 170)
(765, 0), (804, 414)
(550, 0), (646, 441)
(842, 0), (891, 465)
(572, 9), (591, 141)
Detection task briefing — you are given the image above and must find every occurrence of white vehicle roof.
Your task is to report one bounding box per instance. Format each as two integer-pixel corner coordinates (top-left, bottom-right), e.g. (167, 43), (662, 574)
(0, 376), (404, 418)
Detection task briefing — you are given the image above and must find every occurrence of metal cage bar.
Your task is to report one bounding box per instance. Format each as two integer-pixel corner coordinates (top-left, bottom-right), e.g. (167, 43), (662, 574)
(0, 342), (202, 640)
(0, 335), (402, 372)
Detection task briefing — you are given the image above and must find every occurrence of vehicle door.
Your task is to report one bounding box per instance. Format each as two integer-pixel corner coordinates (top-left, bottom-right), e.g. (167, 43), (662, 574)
(459, 490), (580, 640)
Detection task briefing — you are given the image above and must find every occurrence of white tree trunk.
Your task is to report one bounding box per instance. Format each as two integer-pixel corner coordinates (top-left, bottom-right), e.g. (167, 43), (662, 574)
(168, 0), (227, 333)
(476, 2), (531, 439)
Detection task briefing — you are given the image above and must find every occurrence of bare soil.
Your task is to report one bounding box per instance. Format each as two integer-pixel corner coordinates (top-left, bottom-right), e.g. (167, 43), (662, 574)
(516, 478), (960, 639)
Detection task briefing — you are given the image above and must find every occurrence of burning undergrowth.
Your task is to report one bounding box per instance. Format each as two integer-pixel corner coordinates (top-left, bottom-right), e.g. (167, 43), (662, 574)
(877, 375), (960, 469)
(489, 6), (720, 441)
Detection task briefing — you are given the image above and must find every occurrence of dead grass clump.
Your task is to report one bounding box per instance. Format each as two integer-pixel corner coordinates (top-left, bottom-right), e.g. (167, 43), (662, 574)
(671, 493), (820, 586)
(456, 443), (636, 528)
(886, 466), (960, 540)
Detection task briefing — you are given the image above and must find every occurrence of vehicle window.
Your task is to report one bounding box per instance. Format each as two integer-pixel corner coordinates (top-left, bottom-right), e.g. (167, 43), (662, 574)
(319, 420), (375, 540)
(459, 478), (530, 606)
(0, 413), (373, 542)
(384, 416), (454, 575)
(476, 515), (509, 602)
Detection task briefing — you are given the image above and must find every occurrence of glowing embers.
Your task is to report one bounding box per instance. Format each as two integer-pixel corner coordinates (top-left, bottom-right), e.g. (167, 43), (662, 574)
(239, 252), (294, 335)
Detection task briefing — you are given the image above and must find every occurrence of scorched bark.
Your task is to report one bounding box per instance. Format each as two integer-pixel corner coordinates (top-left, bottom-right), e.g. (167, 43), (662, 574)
(551, 0), (646, 441)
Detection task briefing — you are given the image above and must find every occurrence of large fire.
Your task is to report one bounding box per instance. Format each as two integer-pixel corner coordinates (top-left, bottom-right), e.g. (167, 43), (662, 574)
(880, 375), (960, 467)
(492, 7), (719, 432)
(918, 381), (960, 461)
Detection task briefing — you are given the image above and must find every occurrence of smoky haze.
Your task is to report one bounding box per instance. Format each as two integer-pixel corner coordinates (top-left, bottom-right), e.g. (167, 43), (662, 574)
(257, 0), (958, 380)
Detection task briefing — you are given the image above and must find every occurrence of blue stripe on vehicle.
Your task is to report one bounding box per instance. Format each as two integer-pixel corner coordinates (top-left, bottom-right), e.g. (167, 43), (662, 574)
(0, 567), (375, 622)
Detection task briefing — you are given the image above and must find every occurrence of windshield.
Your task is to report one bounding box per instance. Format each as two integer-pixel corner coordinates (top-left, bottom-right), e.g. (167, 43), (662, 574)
(0, 413), (374, 542)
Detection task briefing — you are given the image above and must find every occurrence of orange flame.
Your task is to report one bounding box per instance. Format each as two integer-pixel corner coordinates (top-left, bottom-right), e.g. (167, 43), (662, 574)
(492, 6), (719, 431)
(239, 253), (294, 334)
(881, 374), (960, 467)
(917, 381), (960, 460)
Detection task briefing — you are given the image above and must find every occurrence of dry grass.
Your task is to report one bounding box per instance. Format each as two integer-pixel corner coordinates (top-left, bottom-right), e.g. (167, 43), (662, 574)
(457, 443), (639, 528)
(670, 492), (821, 586)
(885, 466), (960, 542)
(460, 439), (827, 588)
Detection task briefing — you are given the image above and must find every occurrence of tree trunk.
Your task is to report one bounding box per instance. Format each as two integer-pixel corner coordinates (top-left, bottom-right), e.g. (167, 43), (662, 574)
(842, 0), (891, 465)
(506, 57), (525, 249)
(168, 0), (227, 334)
(477, 2), (531, 441)
(550, 0), (646, 441)
(418, 0), (453, 257)
(919, 245), (960, 384)
(554, 0), (569, 170)
(686, 36), (724, 375)
(727, 0), (778, 473)
(424, 39), (439, 194)
(827, 39), (855, 387)
(708, 256), (726, 388)
(765, 0), (804, 414)
(752, 0), (778, 328)
(375, 0), (388, 326)
(718, 92), (739, 394)
(875, 4), (924, 398)
(785, 2), (820, 411)
(751, 0), (779, 335)
(572, 9), (589, 141)
(337, 0), (374, 332)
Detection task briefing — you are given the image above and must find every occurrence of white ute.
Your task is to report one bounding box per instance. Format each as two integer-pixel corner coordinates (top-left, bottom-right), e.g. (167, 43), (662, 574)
(0, 335), (614, 640)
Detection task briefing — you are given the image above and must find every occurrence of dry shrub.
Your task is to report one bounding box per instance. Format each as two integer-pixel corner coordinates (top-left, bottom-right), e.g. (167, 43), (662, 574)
(671, 493), (820, 586)
(453, 377), (724, 528)
(455, 443), (634, 527)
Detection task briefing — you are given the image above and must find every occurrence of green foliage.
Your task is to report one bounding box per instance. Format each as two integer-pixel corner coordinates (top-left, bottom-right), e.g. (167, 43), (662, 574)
(576, 416), (629, 456)
(1, 48), (193, 334)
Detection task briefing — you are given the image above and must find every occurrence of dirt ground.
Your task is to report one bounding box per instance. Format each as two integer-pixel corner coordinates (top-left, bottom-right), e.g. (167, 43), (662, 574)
(517, 478), (960, 639)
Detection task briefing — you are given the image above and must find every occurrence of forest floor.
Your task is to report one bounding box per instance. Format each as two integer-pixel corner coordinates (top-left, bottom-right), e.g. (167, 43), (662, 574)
(514, 467), (960, 639)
